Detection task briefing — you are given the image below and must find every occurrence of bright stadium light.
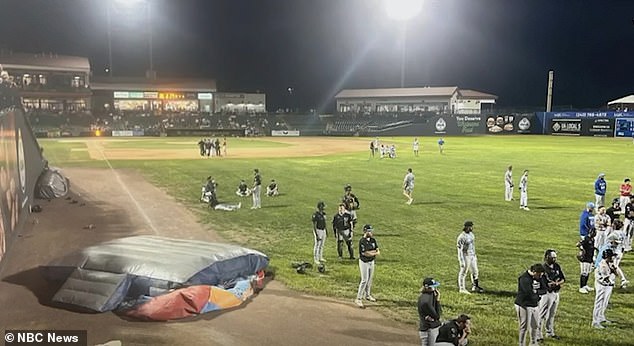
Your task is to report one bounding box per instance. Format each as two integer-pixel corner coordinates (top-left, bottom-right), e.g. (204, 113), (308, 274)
(384, 0), (424, 22)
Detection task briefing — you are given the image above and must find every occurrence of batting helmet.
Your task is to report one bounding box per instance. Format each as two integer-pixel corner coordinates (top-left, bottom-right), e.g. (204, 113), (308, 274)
(602, 248), (616, 259)
(363, 224), (374, 233)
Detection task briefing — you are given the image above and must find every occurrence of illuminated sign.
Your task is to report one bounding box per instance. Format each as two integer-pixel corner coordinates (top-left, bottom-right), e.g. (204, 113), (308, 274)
(114, 91), (129, 98)
(144, 92), (158, 98)
(159, 92), (185, 100)
(198, 93), (213, 100)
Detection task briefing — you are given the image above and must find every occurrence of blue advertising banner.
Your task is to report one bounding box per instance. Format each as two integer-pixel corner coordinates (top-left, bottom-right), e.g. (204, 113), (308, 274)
(615, 118), (634, 138)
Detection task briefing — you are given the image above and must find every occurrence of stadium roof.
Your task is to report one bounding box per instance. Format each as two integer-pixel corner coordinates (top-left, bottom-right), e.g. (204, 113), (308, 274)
(607, 94), (634, 105)
(336, 87), (459, 99)
(457, 89), (498, 99)
(0, 52), (90, 72)
(335, 87), (497, 100)
(91, 77), (217, 92)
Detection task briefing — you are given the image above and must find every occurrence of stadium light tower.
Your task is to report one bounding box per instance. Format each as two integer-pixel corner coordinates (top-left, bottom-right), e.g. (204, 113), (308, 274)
(106, 0), (154, 78)
(384, 0), (424, 88)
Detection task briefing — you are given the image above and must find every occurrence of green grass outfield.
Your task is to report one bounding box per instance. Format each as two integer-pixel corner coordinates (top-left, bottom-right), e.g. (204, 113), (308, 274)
(40, 135), (634, 346)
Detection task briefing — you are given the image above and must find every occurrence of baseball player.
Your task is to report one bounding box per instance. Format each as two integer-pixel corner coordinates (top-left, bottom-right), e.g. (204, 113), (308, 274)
(591, 248), (617, 329)
(236, 180), (251, 197)
(576, 228), (596, 294)
(435, 314), (471, 346)
(413, 138), (420, 157)
(594, 205), (611, 248)
(619, 178), (632, 214)
(437, 138), (445, 154)
(402, 168), (415, 205)
(266, 179), (279, 197)
(251, 168), (261, 209)
(342, 184), (359, 226)
(354, 224), (380, 308)
(515, 264), (545, 346)
(579, 202), (595, 240)
(537, 250), (565, 341)
(332, 203), (355, 260)
(456, 221), (484, 294)
(312, 201), (327, 264)
(595, 224), (629, 289)
(594, 173), (607, 208)
(624, 194), (634, 252)
(519, 170), (529, 210)
(418, 277), (442, 346)
(504, 165), (514, 201)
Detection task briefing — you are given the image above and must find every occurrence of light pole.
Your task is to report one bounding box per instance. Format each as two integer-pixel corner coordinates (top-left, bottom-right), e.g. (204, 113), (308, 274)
(384, 0), (423, 88)
(107, 2), (113, 77)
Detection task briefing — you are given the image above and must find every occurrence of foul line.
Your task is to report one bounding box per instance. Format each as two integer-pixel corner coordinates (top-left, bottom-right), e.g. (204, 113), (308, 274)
(94, 144), (159, 235)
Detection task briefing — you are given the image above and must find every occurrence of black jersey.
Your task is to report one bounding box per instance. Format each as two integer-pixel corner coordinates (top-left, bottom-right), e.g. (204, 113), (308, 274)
(515, 271), (540, 308)
(312, 211), (327, 230)
(254, 173), (261, 186)
(342, 192), (359, 210)
(578, 236), (594, 263)
(541, 262), (565, 293)
(625, 202), (634, 220)
(332, 212), (353, 232)
(359, 236), (378, 263)
(606, 206), (620, 222)
(238, 182), (248, 193)
(435, 320), (463, 346)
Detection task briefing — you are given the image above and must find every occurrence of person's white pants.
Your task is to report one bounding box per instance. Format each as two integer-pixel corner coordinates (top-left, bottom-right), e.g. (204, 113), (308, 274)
(505, 182), (513, 201)
(458, 254), (479, 290)
(537, 292), (559, 339)
(595, 194), (605, 208)
(515, 305), (539, 346)
(313, 229), (326, 263)
(620, 196), (630, 214)
(252, 185), (261, 208)
(592, 281), (613, 325)
(520, 190), (528, 208)
(624, 219), (633, 251)
(419, 327), (439, 346)
(356, 260), (375, 299)
(594, 230), (606, 250)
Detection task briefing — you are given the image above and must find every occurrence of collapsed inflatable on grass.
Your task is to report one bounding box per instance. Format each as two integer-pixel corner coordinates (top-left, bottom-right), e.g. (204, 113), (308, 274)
(41, 236), (269, 321)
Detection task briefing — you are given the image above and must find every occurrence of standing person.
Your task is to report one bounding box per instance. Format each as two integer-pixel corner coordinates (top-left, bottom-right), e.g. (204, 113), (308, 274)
(342, 184), (360, 227)
(413, 138), (420, 157)
(515, 264), (545, 346)
(619, 178), (632, 214)
(579, 202), (595, 240)
(576, 228), (596, 294)
(222, 136), (227, 157)
(594, 173), (607, 208)
(456, 221), (484, 294)
(332, 203), (355, 260)
(592, 249), (617, 329)
(354, 224), (380, 308)
(402, 168), (415, 205)
(369, 140), (375, 158)
(197, 138), (205, 157)
(595, 227), (629, 289)
(312, 201), (327, 264)
(606, 198), (621, 223)
(437, 138), (445, 154)
(214, 138), (221, 156)
(537, 250), (565, 341)
(435, 314), (472, 346)
(204, 139), (212, 157)
(505, 165), (514, 201)
(624, 195), (634, 252)
(594, 205), (611, 248)
(519, 170), (529, 210)
(417, 277), (442, 346)
(251, 168), (262, 209)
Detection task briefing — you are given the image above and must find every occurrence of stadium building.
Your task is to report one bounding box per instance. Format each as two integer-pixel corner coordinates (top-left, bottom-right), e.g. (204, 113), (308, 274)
(335, 86), (497, 115)
(0, 51), (91, 111)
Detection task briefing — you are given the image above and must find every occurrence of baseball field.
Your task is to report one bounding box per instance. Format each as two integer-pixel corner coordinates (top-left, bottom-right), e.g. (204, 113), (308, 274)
(39, 135), (634, 346)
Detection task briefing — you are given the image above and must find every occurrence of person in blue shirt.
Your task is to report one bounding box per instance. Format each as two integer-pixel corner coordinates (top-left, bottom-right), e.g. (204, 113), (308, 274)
(579, 202), (595, 240)
(594, 173), (607, 208)
(438, 138), (445, 154)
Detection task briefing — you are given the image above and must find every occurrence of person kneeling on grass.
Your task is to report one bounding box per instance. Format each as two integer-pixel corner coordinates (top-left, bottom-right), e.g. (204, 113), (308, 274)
(266, 179), (279, 197)
(236, 180), (251, 197)
(435, 314), (471, 346)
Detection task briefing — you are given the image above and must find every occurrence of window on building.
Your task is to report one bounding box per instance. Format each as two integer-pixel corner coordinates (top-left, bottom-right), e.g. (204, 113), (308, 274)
(38, 74), (47, 85)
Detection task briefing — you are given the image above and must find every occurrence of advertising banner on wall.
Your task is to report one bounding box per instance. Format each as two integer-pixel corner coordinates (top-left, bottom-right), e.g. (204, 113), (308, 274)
(483, 114), (540, 135)
(615, 118), (634, 138)
(582, 118), (615, 137)
(550, 118), (581, 135)
(271, 130), (300, 137)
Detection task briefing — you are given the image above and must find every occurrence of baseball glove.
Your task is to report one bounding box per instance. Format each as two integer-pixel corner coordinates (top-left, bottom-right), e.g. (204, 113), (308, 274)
(576, 250), (584, 262)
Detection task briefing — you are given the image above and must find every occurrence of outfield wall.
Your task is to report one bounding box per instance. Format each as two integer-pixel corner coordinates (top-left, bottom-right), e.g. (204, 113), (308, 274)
(0, 86), (46, 269)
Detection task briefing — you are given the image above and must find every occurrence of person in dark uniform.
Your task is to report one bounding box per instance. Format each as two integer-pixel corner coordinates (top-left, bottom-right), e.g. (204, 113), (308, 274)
(332, 203), (354, 260)
(354, 224), (379, 308)
(236, 180), (251, 197)
(197, 138), (205, 157)
(418, 277), (442, 346)
(576, 228), (596, 294)
(537, 250), (565, 341)
(202, 176), (218, 207)
(312, 201), (327, 264)
(214, 138), (221, 156)
(435, 314), (471, 346)
(369, 140), (375, 158)
(514, 263), (545, 346)
(342, 184), (360, 226)
(606, 198), (621, 223)
(266, 179), (279, 196)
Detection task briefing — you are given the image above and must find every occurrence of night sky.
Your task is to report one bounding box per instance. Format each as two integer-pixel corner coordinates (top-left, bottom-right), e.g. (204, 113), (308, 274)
(0, 0), (633, 111)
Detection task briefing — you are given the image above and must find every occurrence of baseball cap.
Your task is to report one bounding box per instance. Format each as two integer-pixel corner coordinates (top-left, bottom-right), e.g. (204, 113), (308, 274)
(363, 224), (374, 233)
(598, 173), (605, 178)
(464, 221), (474, 227)
(423, 277), (440, 288)
(587, 202), (595, 209)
